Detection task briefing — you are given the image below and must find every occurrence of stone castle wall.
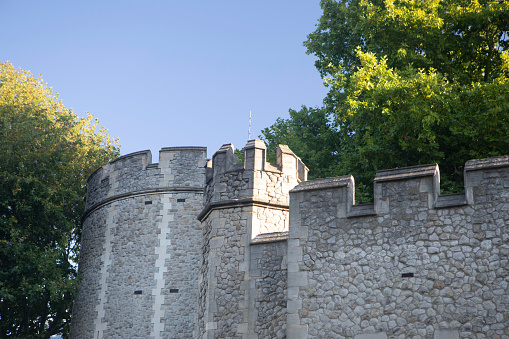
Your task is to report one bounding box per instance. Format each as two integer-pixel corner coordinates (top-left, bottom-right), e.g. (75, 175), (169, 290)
(71, 140), (509, 339)
(287, 157), (509, 338)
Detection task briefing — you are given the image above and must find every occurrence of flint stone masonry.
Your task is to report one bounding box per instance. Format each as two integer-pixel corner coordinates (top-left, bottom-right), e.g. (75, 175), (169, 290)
(288, 157), (509, 338)
(71, 140), (509, 339)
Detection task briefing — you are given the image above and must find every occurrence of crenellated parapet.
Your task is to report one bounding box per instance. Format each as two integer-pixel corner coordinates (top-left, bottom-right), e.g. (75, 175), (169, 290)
(84, 146), (207, 219)
(290, 155), (509, 219)
(201, 139), (308, 223)
(287, 155), (509, 338)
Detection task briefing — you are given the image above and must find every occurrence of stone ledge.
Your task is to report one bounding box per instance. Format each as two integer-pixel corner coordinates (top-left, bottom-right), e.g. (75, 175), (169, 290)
(465, 155), (509, 171)
(435, 193), (467, 208)
(198, 198), (289, 222)
(348, 203), (376, 217)
(251, 231), (288, 244)
(291, 176), (352, 193)
(374, 163), (438, 182)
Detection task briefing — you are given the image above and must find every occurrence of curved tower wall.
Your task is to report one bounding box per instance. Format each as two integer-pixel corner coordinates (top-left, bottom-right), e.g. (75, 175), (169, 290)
(70, 147), (207, 339)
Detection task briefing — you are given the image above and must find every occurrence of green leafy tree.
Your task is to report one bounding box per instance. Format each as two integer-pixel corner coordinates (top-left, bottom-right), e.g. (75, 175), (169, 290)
(261, 0), (508, 201)
(261, 106), (342, 179)
(339, 50), (509, 196)
(305, 0), (509, 86)
(0, 62), (119, 338)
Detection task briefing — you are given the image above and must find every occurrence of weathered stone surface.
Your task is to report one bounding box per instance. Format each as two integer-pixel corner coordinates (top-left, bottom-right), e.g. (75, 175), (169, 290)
(288, 155), (509, 338)
(71, 147), (206, 339)
(198, 142), (306, 338)
(73, 140), (509, 339)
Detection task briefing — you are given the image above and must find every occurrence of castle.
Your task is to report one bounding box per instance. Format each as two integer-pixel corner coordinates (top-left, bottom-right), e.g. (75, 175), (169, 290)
(70, 140), (509, 338)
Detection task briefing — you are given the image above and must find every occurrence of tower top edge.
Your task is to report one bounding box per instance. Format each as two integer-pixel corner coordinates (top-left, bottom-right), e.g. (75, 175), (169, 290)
(160, 146), (207, 152)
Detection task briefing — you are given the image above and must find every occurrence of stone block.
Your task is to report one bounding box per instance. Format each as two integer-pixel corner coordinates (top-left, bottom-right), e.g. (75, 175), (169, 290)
(288, 271), (308, 287)
(354, 333), (388, 339)
(434, 329), (459, 339)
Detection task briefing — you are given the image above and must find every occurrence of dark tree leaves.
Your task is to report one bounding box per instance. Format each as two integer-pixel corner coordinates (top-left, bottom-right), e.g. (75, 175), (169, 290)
(0, 62), (119, 338)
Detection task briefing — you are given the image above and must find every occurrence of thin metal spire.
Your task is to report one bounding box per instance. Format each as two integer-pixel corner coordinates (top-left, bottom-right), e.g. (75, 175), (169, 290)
(248, 110), (252, 140)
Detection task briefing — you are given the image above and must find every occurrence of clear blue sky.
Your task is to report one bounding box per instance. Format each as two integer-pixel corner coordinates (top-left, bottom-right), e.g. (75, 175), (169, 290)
(1, 1), (328, 158)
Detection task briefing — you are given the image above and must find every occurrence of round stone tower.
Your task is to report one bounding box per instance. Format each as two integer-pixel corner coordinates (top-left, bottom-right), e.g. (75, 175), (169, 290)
(70, 147), (207, 339)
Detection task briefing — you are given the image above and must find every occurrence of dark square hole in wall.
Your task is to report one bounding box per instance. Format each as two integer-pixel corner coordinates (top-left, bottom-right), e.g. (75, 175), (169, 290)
(177, 199), (185, 202)
(134, 290), (143, 295)
(145, 201), (152, 205)
(402, 272), (415, 278)
(169, 288), (179, 293)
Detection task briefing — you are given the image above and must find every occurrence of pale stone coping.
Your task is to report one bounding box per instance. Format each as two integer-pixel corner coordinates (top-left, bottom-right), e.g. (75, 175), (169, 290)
(82, 187), (203, 221)
(250, 231), (289, 244)
(244, 139), (266, 150)
(291, 176), (352, 193)
(348, 203), (376, 217)
(214, 143), (235, 154)
(435, 193), (467, 208)
(110, 149), (152, 164)
(198, 197), (289, 221)
(465, 155), (509, 171)
(160, 146), (207, 152)
(374, 163), (438, 182)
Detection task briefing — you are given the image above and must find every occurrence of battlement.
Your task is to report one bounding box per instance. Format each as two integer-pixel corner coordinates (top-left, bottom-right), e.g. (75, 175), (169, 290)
(203, 140), (308, 209)
(291, 155), (509, 218)
(84, 146), (207, 218)
(287, 155), (509, 337)
(205, 140), (308, 182)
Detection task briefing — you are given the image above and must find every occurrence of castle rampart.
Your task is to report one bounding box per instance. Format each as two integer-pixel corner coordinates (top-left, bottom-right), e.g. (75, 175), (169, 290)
(287, 156), (509, 338)
(71, 139), (509, 339)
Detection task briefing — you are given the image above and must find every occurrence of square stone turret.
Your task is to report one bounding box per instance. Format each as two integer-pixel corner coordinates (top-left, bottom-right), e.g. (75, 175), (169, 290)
(198, 140), (308, 339)
(201, 140), (308, 213)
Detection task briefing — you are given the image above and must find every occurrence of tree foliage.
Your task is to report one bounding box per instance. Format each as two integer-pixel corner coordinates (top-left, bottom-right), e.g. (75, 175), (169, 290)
(0, 62), (119, 338)
(305, 0), (509, 84)
(261, 106), (341, 179)
(262, 0), (509, 201)
(340, 50), (509, 196)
